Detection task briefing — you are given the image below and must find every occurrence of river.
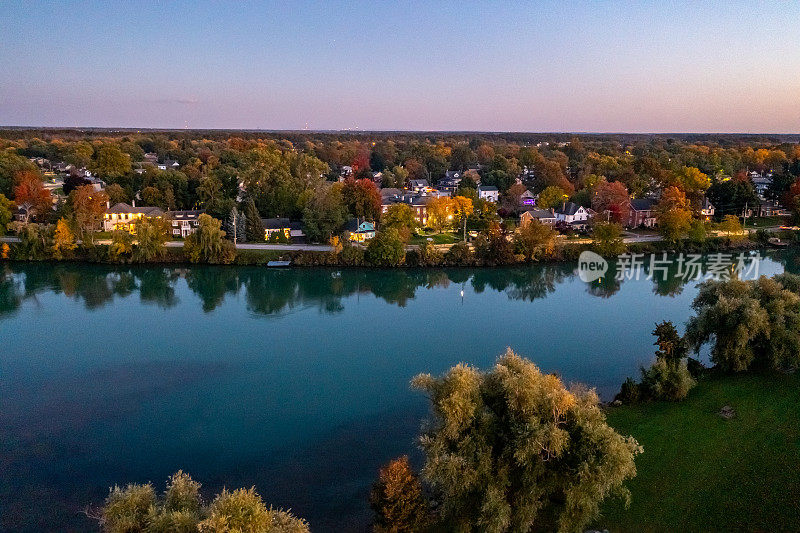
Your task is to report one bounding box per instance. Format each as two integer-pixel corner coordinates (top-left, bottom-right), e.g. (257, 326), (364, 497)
(1, 251), (796, 531)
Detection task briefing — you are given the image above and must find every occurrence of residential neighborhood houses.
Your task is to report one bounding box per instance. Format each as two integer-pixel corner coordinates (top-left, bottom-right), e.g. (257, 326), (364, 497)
(4, 135), (797, 255)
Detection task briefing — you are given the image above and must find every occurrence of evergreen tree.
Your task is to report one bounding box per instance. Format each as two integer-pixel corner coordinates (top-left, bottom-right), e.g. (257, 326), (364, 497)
(243, 198), (264, 242)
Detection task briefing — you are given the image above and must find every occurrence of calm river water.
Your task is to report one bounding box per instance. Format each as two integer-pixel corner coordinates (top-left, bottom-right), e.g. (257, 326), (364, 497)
(1, 251), (797, 531)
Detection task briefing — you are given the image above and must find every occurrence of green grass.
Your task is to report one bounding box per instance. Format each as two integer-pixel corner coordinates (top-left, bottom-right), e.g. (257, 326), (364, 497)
(596, 372), (800, 532)
(409, 232), (460, 245)
(744, 215), (791, 228)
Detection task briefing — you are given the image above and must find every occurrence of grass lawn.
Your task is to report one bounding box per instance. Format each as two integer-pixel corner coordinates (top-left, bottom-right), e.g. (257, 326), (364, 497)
(409, 232), (460, 245)
(744, 215), (791, 228)
(595, 372), (800, 532)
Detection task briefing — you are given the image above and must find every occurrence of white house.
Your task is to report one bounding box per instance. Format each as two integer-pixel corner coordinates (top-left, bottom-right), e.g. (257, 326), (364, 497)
(477, 185), (499, 202)
(554, 201), (590, 224)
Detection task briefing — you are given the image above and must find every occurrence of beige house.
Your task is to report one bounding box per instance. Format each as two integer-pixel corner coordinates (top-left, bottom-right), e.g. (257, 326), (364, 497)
(103, 203), (164, 232)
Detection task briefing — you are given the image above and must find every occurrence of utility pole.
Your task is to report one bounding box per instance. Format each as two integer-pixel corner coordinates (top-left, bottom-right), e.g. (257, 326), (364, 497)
(741, 202), (748, 228)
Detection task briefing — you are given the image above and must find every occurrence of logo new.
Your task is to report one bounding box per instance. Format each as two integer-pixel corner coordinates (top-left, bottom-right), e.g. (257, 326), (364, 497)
(577, 250), (608, 282)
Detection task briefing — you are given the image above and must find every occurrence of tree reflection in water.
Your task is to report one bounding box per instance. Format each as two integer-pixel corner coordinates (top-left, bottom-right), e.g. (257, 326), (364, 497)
(0, 250), (797, 319)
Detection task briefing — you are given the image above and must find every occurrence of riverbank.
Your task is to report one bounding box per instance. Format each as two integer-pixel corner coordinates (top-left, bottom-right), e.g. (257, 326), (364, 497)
(0, 233), (785, 267)
(596, 371), (800, 531)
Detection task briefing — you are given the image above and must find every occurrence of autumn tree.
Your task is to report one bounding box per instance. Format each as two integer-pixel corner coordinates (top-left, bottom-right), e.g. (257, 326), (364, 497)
(68, 185), (109, 242)
(342, 177), (381, 221)
(104, 183), (128, 205)
(371, 456), (430, 533)
(13, 170), (52, 222)
(451, 195), (473, 240)
(51, 218), (77, 259)
(513, 219), (557, 261)
(426, 197), (453, 233)
(412, 349), (641, 533)
(536, 185), (568, 209)
(717, 214), (743, 239)
(592, 180), (630, 223)
(655, 186), (692, 243)
(0, 151), (38, 197)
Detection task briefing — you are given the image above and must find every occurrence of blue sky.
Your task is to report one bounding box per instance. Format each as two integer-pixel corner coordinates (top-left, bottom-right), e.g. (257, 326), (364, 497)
(1, 0), (798, 132)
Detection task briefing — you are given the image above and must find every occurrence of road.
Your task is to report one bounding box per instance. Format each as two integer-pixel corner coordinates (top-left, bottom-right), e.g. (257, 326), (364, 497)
(0, 236), (333, 251)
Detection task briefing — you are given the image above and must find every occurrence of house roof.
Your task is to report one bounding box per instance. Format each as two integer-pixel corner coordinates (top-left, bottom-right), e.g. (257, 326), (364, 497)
(380, 188), (401, 198)
(554, 201), (583, 216)
(409, 179), (429, 187)
(702, 197), (715, 209)
(261, 217), (302, 230)
(105, 203), (163, 216)
(522, 208), (555, 219)
(478, 185), (498, 192)
(167, 210), (204, 220)
(630, 198), (655, 211)
(344, 219), (375, 232)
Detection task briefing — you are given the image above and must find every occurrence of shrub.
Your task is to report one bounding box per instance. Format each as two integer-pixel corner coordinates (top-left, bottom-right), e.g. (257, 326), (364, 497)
(340, 241), (365, 266)
(444, 241), (473, 265)
(96, 472), (309, 533)
(365, 228), (405, 267)
(640, 358), (696, 401)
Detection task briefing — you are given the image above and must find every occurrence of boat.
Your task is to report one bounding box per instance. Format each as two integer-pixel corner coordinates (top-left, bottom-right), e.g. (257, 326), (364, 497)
(267, 260), (292, 267)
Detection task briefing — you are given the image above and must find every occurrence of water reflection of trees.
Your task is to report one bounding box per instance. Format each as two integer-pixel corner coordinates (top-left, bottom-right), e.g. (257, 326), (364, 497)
(0, 252), (793, 318)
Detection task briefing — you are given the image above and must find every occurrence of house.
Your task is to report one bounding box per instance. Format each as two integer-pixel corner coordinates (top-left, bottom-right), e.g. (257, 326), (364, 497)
(167, 210), (204, 238)
(751, 175), (772, 199)
(520, 208), (557, 226)
(103, 202), (164, 232)
(409, 179), (430, 193)
(261, 218), (304, 242)
(554, 201), (590, 224)
(344, 219), (376, 242)
(143, 152), (159, 165)
(627, 198), (656, 228)
(438, 171), (462, 193)
(382, 191), (435, 225)
(477, 185), (499, 202)
(519, 189), (536, 207)
(757, 199), (780, 217)
(157, 159), (180, 171)
(700, 197), (715, 220)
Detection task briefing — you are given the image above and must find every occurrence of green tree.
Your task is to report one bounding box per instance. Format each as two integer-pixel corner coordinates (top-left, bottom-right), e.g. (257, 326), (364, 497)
(382, 203), (418, 242)
(513, 219), (556, 261)
(133, 216), (170, 262)
(0, 193), (13, 235)
(686, 275), (800, 372)
(371, 456), (431, 533)
(184, 214), (236, 264)
(639, 321), (695, 401)
(242, 197), (265, 242)
(412, 349), (641, 533)
(91, 145), (132, 178)
(100, 482), (156, 533)
(536, 185), (568, 209)
(302, 184), (347, 243)
(365, 228), (406, 267)
(0, 151), (37, 197)
(592, 222), (626, 257)
(109, 230), (134, 260)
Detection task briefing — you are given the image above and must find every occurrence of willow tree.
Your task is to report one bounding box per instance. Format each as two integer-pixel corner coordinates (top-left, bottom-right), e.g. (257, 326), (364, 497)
(132, 216), (170, 262)
(412, 349), (641, 533)
(184, 213), (235, 264)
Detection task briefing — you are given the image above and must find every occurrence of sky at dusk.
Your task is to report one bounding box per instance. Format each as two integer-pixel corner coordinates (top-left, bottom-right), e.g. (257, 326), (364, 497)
(1, 1), (799, 132)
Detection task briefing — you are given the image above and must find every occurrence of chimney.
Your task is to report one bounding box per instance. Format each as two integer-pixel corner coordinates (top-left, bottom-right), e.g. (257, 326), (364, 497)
(132, 199), (136, 207)
(106, 200), (110, 209)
